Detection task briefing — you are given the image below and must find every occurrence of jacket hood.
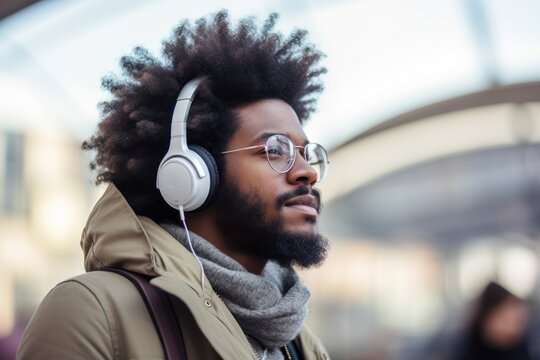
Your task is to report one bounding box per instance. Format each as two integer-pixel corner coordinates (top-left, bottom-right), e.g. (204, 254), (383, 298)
(81, 183), (207, 290)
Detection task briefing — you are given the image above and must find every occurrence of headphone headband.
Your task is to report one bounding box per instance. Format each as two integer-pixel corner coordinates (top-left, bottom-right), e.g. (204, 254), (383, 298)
(169, 77), (206, 155)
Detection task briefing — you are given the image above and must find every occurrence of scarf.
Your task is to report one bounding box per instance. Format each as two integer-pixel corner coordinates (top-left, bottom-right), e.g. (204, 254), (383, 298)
(161, 223), (310, 360)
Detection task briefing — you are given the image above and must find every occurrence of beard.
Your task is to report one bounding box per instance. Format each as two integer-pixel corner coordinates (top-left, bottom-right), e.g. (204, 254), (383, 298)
(213, 180), (329, 269)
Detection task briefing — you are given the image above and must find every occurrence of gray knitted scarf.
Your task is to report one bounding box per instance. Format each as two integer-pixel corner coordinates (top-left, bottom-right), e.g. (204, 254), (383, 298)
(161, 223), (310, 360)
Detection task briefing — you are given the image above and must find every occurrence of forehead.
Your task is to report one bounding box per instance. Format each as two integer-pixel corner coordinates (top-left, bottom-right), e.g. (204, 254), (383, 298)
(230, 99), (307, 146)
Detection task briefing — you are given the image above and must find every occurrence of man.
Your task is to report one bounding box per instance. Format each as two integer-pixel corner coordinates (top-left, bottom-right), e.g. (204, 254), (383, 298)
(17, 10), (330, 360)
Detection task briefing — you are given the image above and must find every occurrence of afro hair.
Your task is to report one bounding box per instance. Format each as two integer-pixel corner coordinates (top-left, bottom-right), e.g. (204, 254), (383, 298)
(82, 10), (326, 223)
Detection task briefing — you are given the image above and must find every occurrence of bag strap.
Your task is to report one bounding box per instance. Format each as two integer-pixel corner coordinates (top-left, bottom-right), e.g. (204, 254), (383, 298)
(102, 268), (187, 360)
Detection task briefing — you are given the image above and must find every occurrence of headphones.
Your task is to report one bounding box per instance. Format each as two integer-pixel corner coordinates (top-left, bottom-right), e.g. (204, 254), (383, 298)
(156, 77), (219, 212)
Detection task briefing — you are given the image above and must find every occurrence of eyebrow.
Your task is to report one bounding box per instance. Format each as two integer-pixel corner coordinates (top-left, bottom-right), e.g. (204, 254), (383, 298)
(253, 132), (309, 146)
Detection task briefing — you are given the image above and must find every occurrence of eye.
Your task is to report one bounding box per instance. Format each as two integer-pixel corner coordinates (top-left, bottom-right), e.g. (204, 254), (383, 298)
(266, 146), (284, 157)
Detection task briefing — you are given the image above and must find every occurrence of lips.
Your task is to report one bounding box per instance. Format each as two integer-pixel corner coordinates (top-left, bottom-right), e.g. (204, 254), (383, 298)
(284, 194), (320, 216)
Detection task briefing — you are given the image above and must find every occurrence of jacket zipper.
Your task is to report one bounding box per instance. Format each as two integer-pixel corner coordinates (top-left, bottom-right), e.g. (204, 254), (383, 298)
(282, 344), (293, 360)
(247, 339), (260, 360)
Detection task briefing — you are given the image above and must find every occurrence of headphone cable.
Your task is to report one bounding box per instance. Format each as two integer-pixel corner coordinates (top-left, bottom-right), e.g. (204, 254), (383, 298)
(178, 206), (207, 295)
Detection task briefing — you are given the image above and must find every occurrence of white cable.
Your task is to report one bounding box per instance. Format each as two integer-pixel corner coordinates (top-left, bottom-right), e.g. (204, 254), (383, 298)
(178, 205), (206, 295)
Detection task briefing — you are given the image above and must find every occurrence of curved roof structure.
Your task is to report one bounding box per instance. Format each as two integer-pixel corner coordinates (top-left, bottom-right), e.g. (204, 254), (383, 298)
(1, 0), (539, 146)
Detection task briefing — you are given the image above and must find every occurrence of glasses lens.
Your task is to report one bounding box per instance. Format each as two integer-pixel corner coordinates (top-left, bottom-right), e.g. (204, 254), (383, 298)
(304, 143), (328, 181)
(266, 135), (295, 173)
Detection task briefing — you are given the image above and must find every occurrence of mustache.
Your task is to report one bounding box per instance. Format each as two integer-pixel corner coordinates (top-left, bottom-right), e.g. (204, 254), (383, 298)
(276, 186), (322, 210)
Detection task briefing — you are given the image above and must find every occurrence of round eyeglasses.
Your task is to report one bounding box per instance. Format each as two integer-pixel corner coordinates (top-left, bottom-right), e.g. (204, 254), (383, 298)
(220, 134), (329, 182)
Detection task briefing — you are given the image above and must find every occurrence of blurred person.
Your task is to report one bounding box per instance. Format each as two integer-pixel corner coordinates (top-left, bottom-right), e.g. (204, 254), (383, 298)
(16, 10), (330, 360)
(454, 281), (532, 360)
(0, 319), (26, 360)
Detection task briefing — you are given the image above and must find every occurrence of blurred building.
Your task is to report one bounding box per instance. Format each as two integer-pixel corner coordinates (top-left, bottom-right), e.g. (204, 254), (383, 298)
(313, 83), (540, 359)
(0, 128), (100, 356)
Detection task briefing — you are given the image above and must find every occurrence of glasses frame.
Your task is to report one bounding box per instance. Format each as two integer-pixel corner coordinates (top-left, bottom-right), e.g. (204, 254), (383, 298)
(219, 134), (328, 181)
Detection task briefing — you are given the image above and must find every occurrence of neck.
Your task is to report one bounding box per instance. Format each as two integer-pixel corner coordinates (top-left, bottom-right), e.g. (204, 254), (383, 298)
(186, 209), (267, 274)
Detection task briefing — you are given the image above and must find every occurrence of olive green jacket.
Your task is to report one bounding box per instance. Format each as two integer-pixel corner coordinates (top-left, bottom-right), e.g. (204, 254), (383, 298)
(17, 184), (330, 360)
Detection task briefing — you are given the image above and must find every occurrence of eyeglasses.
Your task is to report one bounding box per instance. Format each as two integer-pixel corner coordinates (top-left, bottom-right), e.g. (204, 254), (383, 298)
(219, 134), (329, 182)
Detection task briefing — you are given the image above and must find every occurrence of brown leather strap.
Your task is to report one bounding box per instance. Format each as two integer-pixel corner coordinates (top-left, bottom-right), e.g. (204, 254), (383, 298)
(102, 268), (187, 360)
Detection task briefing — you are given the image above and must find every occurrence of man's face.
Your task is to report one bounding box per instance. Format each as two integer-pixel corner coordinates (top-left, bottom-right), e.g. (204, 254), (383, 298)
(213, 99), (328, 268)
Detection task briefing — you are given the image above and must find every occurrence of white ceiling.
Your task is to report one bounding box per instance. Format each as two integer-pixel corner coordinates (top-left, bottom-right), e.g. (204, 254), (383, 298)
(1, 0), (540, 148)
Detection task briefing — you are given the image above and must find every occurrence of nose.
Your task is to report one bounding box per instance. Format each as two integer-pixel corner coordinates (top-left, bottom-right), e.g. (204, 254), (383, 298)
(287, 151), (318, 186)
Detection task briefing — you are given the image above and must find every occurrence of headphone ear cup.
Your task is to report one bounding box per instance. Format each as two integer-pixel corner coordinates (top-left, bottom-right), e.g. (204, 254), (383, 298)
(188, 145), (219, 210)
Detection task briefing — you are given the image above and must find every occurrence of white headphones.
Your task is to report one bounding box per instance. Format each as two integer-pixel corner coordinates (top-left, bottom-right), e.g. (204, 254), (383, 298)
(156, 77), (219, 211)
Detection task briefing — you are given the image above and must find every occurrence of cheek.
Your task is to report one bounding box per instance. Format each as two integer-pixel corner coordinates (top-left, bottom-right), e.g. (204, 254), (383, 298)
(225, 156), (270, 181)
(225, 158), (283, 209)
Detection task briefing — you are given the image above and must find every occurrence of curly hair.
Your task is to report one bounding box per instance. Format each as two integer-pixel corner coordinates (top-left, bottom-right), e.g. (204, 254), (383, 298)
(82, 10), (326, 223)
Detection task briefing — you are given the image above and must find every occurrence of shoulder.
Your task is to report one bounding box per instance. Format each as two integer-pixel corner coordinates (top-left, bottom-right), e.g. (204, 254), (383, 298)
(64, 270), (141, 299)
(17, 271), (162, 360)
(33, 271), (128, 321)
(17, 272), (120, 359)
(44, 271), (146, 317)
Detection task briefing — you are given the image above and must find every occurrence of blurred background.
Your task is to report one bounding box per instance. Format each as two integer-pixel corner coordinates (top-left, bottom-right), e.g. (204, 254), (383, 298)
(1, 0), (540, 359)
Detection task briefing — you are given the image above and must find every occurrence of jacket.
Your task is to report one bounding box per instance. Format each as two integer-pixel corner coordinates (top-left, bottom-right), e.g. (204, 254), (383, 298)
(16, 184), (330, 360)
